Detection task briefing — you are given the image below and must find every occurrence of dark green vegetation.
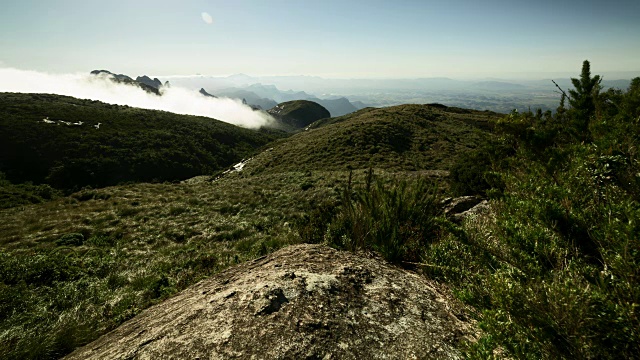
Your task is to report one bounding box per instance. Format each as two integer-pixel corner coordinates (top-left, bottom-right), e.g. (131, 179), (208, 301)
(0, 172), (62, 209)
(0, 171), (339, 359)
(422, 62), (640, 358)
(250, 104), (498, 174)
(0, 93), (280, 199)
(267, 99), (331, 130)
(1, 61), (638, 359)
(0, 96), (492, 359)
(326, 169), (442, 264)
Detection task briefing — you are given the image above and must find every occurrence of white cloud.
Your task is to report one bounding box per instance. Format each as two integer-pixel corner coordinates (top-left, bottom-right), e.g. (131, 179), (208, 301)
(0, 68), (274, 129)
(201, 12), (213, 25)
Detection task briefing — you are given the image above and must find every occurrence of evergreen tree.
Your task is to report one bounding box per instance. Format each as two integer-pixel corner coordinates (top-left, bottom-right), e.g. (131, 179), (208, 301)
(624, 77), (640, 119)
(568, 60), (601, 140)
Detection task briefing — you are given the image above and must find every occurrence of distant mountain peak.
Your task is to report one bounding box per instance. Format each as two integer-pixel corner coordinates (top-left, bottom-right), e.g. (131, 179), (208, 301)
(227, 73), (254, 82)
(90, 70), (133, 82)
(199, 88), (217, 98)
(136, 75), (163, 89)
(90, 70), (161, 95)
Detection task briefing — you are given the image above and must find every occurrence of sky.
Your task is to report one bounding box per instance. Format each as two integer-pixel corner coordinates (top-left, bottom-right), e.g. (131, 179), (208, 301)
(1, 0), (640, 79)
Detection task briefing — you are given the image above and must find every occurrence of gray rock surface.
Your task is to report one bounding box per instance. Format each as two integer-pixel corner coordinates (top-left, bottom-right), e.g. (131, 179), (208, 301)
(442, 196), (490, 222)
(65, 244), (476, 359)
(442, 196), (483, 216)
(452, 200), (490, 222)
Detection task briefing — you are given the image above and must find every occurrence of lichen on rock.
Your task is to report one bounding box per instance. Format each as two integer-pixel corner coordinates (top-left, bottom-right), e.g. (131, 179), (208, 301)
(65, 244), (476, 360)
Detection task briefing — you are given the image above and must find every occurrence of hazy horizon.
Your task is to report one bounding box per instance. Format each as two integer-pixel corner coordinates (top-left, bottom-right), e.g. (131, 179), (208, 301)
(2, 0), (639, 79)
(2, 66), (638, 83)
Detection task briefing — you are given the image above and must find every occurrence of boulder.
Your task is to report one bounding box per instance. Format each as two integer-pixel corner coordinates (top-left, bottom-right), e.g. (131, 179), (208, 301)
(442, 196), (482, 216)
(65, 244), (475, 359)
(451, 200), (490, 223)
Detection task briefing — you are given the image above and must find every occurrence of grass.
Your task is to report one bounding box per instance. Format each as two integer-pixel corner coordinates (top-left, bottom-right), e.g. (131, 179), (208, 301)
(0, 171), (341, 359)
(0, 102), (494, 359)
(325, 169), (443, 264)
(8, 83), (639, 360)
(422, 75), (640, 358)
(246, 104), (498, 175)
(0, 164), (454, 359)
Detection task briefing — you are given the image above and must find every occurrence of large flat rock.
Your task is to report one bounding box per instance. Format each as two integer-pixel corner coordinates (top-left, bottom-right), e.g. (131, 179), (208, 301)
(65, 244), (475, 359)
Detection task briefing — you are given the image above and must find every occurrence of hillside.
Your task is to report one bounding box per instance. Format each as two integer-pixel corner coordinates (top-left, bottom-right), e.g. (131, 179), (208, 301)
(0, 93), (281, 193)
(267, 100), (331, 130)
(0, 96), (488, 360)
(2, 65), (638, 359)
(309, 96), (358, 117)
(250, 104), (498, 174)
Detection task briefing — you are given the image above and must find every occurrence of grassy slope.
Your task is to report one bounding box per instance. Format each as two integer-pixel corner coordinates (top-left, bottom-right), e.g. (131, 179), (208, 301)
(2, 72), (634, 359)
(0, 170), (346, 359)
(0, 93), (281, 193)
(0, 101), (495, 359)
(249, 104), (498, 174)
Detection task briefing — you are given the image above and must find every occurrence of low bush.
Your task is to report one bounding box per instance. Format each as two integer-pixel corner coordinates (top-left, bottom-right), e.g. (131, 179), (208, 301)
(326, 170), (442, 264)
(425, 65), (640, 358)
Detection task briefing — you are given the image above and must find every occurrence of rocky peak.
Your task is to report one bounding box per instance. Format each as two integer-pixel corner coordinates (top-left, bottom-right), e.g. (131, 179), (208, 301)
(90, 70), (161, 95)
(199, 87), (217, 98)
(136, 75), (163, 89)
(90, 70), (133, 82)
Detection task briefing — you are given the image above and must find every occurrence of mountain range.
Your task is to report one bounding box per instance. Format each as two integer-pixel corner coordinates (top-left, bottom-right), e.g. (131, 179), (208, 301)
(166, 73), (637, 114)
(212, 83), (361, 117)
(89, 70), (362, 119)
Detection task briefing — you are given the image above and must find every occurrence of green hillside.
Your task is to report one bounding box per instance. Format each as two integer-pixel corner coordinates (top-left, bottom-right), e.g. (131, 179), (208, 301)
(0, 93), (281, 195)
(0, 95), (494, 359)
(267, 100), (330, 130)
(249, 104), (498, 174)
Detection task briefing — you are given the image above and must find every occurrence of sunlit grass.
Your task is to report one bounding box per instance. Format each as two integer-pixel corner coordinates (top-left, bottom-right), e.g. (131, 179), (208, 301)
(0, 170), (347, 359)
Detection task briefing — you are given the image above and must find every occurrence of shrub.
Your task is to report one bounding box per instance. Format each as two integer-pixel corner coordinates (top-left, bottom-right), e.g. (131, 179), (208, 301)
(425, 62), (640, 359)
(55, 233), (85, 246)
(326, 170), (441, 264)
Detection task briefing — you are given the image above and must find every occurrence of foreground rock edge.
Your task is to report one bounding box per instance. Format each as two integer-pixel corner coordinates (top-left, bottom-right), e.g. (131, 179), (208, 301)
(65, 244), (476, 360)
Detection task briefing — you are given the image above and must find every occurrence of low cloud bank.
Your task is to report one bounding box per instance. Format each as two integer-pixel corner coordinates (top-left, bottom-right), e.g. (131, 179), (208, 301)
(0, 68), (274, 129)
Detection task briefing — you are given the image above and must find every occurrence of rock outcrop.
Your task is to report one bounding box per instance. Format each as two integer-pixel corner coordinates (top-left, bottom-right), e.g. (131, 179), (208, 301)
(199, 87), (217, 98)
(442, 196), (490, 223)
(90, 70), (134, 82)
(90, 70), (161, 95)
(65, 244), (475, 359)
(136, 75), (163, 89)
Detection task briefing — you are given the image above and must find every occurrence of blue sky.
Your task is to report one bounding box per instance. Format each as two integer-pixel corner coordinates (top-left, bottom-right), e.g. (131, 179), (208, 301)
(1, 0), (639, 78)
